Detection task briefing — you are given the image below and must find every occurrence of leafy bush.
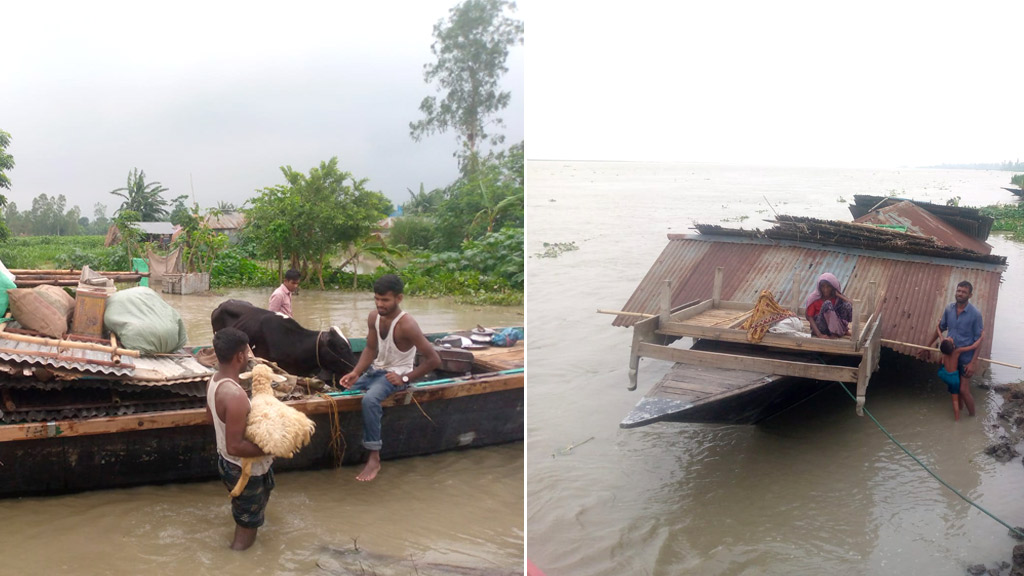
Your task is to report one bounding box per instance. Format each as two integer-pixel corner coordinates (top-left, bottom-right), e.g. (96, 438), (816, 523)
(209, 248), (278, 288)
(981, 204), (1024, 241)
(388, 215), (437, 251)
(389, 227), (523, 305)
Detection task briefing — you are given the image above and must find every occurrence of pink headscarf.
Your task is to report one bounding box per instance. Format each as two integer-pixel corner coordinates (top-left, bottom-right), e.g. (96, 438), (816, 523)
(804, 272), (842, 309)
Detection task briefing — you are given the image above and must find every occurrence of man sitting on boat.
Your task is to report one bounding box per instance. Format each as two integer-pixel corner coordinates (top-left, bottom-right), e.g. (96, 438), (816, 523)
(338, 274), (441, 482)
(805, 273), (853, 339)
(207, 327), (275, 550)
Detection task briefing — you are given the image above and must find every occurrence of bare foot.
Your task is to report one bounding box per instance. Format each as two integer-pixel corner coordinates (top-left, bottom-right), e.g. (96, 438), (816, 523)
(356, 452), (381, 482)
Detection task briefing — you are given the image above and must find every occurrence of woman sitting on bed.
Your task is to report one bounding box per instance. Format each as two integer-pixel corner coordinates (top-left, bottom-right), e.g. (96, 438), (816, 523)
(805, 273), (853, 339)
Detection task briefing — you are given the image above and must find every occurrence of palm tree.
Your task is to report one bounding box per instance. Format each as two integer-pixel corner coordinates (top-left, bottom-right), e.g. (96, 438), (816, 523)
(110, 168), (170, 221)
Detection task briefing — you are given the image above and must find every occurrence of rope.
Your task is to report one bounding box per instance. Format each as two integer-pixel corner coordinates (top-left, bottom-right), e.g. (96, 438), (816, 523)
(317, 392), (347, 468)
(315, 330), (324, 370)
(409, 392), (436, 426)
(835, 382), (1024, 539)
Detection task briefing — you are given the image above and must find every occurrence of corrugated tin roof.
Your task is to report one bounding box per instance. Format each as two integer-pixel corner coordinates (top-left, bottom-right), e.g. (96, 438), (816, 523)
(848, 195), (994, 240)
(205, 211), (246, 230)
(0, 339), (136, 376)
(853, 201), (992, 255)
(615, 234), (1002, 362)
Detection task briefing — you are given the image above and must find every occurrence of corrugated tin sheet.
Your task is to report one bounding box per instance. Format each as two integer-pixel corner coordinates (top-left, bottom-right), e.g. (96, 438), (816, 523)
(849, 195), (995, 240)
(854, 201), (992, 255)
(205, 211), (246, 230)
(0, 340), (135, 376)
(615, 234), (1002, 362)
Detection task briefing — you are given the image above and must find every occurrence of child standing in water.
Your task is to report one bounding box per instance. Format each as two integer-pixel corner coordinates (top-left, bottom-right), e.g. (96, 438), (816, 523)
(938, 337), (980, 421)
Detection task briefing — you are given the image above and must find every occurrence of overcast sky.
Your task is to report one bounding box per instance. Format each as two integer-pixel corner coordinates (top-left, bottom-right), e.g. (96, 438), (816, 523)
(528, 2), (1024, 169)
(3, 1), (524, 218)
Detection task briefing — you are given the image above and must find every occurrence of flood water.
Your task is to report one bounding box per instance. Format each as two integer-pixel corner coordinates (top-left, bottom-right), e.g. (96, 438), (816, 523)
(527, 161), (1024, 575)
(0, 290), (524, 575)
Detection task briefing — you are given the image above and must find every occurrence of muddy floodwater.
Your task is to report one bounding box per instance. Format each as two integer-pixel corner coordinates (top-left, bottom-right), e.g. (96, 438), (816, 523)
(527, 161), (1024, 575)
(0, 289), (524, 575)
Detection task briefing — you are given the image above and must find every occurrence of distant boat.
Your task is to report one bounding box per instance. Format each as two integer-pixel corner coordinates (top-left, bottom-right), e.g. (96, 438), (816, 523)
(1002, 186), (1024, 197)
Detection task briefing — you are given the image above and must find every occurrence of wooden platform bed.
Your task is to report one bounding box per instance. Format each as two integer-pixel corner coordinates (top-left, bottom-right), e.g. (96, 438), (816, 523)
(623, 267), (883, 427)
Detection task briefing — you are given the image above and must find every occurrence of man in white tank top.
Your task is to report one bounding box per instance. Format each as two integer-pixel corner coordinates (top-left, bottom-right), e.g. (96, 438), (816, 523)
(339, 274), (441, 482)
(206, 327), (275, 550)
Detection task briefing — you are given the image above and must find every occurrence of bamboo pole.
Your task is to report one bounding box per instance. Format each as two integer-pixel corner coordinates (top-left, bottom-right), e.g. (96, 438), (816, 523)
(0, 331), (140, 358)
(110, 334), (121, 365)
(596, 309), (655, 318)
(880, 338), (1020, 369)
(7, 269), (149, 276)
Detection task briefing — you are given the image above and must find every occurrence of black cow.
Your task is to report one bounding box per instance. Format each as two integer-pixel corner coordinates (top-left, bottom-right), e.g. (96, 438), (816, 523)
(211, 299), (356, 383)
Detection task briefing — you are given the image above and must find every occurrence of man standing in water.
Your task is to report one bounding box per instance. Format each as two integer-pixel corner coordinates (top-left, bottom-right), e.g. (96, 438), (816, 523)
(268, 268), (300, 317)
(339, 274), (440, 482)
(206, 328), (275, 550)
(925, 280), (984, 417)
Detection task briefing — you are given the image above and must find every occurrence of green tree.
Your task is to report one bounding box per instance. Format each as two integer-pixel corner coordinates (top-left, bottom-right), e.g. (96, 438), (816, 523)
(112, 210), (145, 263)
(402, 182), (445, 215)
(432, 141), (524, 250)
(1012, 174), (1024, 189)
(91, 203), (110, 235)
(110, 168), (171, 221)
(173, 205), (229, 273)
(409, 0), (523, 172)
(243, 157), (393, 289)
(0, 129), (13, 199)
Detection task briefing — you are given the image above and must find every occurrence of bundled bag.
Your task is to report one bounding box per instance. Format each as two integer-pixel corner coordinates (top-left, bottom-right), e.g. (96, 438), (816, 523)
(7, 285), (76, 338)
(0, 272), (16, 317)
(490, 327), (523, 347)
(104, 286), (188, 354)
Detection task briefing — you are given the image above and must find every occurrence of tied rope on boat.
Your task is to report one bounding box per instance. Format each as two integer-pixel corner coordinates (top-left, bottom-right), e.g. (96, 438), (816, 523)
(833, 381), (1024, 539)
(740, 290), (797, 343)
(317, 392), (347, 467)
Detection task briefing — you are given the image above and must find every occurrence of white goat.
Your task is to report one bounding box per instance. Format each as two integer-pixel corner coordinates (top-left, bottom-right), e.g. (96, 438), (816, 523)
(229, 363), (316, 497)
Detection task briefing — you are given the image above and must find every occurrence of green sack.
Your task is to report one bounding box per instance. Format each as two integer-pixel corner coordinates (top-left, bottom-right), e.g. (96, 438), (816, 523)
(104, 286), (188, 354)
(0, 273), (16, 317)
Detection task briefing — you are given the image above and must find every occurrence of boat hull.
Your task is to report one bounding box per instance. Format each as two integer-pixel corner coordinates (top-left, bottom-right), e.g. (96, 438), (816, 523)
(0, 379), (523, 497)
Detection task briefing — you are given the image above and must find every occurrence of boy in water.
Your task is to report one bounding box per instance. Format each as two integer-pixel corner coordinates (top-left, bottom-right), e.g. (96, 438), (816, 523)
(937, 336), (980, 421)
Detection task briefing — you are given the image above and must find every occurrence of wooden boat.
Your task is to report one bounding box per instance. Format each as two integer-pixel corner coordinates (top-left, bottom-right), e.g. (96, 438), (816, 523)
(0, 330), (523, 497)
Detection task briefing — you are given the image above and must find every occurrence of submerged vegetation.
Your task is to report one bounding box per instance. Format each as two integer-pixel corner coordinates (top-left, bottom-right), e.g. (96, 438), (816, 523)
(981, 203), (1024, 242)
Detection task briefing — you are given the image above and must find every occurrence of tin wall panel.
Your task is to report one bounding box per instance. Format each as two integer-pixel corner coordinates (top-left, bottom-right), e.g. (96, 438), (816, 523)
(615, 236), (1003, 363)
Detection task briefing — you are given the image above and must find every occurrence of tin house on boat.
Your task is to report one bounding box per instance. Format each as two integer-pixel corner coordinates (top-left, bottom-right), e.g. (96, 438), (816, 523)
(612, 201), (1004, 427)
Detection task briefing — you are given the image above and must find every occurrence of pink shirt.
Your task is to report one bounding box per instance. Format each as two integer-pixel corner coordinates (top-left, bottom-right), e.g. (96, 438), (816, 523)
(268, 284), (292, 317)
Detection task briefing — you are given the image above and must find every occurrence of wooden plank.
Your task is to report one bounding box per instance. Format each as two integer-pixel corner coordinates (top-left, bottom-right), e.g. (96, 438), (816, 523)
(668, 299), (713, 322)
(0, 372), (523, 442)
(713, 267), (723, 308)
(660, 378), (731, 395)
(637, 342), (859, 382)
(657, 322), (862, 356)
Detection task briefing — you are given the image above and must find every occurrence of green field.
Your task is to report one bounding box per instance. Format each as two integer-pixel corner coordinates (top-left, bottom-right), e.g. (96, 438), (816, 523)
(0, 235), (116, 270)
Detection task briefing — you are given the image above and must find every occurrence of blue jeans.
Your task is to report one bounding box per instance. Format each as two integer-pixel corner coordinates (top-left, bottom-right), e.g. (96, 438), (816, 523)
(350, 368), (407, 451)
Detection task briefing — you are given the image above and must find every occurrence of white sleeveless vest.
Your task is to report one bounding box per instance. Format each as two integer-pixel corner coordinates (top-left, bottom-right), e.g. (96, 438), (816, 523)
(207, 376), (272, 476)
(371, 310), (416, 375)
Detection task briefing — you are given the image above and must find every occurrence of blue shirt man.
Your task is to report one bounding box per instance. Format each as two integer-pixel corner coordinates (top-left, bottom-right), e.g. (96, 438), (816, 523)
(928, 280), (985, 418)
(939, 300), (983, 366)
